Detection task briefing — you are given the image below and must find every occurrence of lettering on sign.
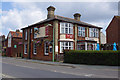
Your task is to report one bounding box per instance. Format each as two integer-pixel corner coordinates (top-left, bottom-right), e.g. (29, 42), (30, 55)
(66, 34), (73, 39)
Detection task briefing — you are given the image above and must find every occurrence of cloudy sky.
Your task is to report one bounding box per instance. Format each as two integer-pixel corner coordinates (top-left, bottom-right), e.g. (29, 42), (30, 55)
(0, 1), (119, 37)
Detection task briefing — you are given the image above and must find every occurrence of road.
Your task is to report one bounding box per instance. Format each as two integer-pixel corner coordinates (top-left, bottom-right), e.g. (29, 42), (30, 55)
(1, 57), (120, 79)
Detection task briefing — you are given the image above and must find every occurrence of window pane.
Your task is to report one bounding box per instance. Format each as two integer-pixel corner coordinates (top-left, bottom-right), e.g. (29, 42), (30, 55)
(65, 28), (68, 34)
(60, 42), (73, 53)
(78, 26), (85, 37)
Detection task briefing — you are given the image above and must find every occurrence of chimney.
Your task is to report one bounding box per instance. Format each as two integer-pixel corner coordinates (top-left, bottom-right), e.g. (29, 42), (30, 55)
(73, 13), (81, 21)
(47, 6), (55, 19)
(16, 29), (20, 32)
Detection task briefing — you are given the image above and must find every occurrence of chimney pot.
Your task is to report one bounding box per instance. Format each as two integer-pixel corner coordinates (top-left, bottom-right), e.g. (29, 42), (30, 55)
(16, 29), (20, 32)
(73, 13), (81, 21)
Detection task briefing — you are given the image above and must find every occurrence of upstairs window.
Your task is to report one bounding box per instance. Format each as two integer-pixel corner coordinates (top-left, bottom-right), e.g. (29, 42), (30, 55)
(60, 22), (73, 34)
(89, 28), (99, 38)
(78, 26), (85, 37)
(25, 30), (27, 40)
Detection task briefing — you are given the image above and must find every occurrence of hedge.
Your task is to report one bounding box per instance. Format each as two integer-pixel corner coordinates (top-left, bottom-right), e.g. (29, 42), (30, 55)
(64, 50), (120, 66)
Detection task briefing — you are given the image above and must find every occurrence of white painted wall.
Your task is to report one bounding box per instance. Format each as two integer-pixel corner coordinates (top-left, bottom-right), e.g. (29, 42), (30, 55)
(8, 33), (11, 47)
(100, 32), (106, 44)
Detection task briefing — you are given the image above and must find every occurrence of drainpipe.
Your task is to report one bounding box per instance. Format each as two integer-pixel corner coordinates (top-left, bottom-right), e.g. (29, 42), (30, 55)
(53, 26), (55, 62)
(28, 28), (31, 59)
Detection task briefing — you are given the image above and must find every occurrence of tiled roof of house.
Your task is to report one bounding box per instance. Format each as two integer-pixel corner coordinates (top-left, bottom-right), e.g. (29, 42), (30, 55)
(10, 31), (22, 38)
(21, 15), (102, 30)
(55, 15), (102, 29)
(106, 15), (120, 31)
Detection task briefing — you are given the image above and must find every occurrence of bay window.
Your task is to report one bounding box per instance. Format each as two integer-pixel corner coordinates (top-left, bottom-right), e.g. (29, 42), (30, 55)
(60, 42), (73, 53)
(77, 42), (85, 50)
(87, 43), (96, 50)
(77, 42), (97, 50)
(89, 28), (99, 37)
(60, 22), (73, 34)
(78, 26), (85, 37)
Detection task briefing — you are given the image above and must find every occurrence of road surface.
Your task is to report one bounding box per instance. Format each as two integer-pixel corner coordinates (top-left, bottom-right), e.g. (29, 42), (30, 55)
(1, 57), (120, 79)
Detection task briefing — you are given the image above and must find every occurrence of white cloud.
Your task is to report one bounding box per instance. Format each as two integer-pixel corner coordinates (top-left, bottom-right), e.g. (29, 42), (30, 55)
(2, 0), (120, 2)
(1, 2), (46, 36)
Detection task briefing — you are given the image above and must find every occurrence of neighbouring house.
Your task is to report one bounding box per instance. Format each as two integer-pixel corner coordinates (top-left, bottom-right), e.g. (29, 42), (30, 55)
(0, 35), (5, 54)
(5, 30), (23, 57)
(106, 16), (120, 50)
(2, 39), (7, 56)
(21, 6), (102, 61)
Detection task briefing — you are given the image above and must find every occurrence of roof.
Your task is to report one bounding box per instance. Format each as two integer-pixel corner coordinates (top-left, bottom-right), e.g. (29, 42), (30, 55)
(21, 15), (102, 30)
(106, 16), (120, 31)
(10, 31), (22, 38)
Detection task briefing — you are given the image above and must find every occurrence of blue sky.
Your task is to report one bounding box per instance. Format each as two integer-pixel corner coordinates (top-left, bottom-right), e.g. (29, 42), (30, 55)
(0, 2), (118, 37)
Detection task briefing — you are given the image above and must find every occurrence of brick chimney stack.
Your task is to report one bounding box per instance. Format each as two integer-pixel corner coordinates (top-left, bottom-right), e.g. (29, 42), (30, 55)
(47, 6), (55, 19)
(74, 13), (81, 21)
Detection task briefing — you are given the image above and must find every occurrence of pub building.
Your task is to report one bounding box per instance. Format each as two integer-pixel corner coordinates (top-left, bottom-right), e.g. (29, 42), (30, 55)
(21, 6), (102, 61)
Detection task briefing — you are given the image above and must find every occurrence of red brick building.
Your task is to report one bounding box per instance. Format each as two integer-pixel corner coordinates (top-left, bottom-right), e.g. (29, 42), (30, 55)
(106, 16), (120, 50)
(2, 39), (7, 55)
(22, 6), (102, 61)
(4, 30), (23, 57)
(0, 35), (5, 55)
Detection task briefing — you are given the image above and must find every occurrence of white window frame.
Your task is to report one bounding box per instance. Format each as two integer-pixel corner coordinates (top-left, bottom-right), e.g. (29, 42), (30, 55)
(49, 46), (52, 53)
(89, 28), (99, 38)
(78, 26), (85, 37)
(60, 22), (73, 34)
(24, 43), (27, 54)
(8, 33), (11, 47)
(25, 30), (27, 40)
(44, 42), (49, 55)
(31, 28), (32, 33)
(60, 42), (73, 53)
(33, 43), (37, 55)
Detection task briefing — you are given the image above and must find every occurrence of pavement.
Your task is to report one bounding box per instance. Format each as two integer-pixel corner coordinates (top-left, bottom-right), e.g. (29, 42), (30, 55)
(1, 57), (120, 79)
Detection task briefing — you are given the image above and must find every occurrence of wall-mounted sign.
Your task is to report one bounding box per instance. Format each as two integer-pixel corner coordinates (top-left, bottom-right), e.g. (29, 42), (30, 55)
(66, 34), (73, 39)
(34, 26), (49, 38)
(55, 46), (58, 52)
(18, 42), (22, 45)
(14, 45), (17, 48)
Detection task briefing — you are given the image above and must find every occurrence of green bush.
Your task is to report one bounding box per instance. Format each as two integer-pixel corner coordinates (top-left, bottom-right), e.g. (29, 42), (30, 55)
(64, 50), (120, 66)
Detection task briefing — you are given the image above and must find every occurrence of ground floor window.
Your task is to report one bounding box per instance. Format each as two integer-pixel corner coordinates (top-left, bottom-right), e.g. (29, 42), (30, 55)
(33, 43), (37, 55)
(77, 42), (85, 50)
(60, 42), (73, 53)
(77, 42), (96, 50)
(24, 44), (27, 54)
(44, 42), (49, 55)
(87, 43), (96, 50)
